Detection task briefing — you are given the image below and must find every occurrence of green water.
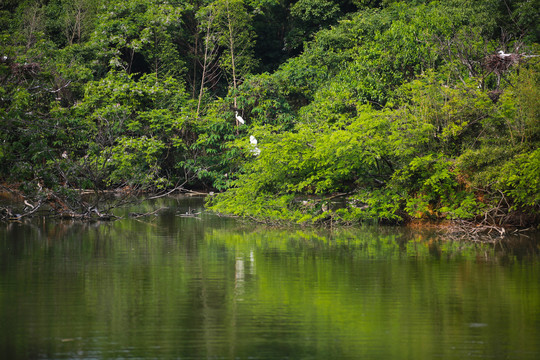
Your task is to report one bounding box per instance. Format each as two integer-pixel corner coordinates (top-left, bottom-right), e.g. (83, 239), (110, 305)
(0, 196), (539, 359)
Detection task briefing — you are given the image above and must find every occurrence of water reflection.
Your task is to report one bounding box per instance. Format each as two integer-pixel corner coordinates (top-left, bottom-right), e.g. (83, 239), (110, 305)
(0, 196), (539, 359)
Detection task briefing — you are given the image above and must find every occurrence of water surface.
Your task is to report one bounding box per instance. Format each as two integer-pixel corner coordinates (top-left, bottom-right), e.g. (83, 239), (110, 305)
(1, 196), (539, 359)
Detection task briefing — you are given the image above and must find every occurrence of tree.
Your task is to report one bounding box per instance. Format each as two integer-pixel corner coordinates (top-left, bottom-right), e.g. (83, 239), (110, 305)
(62, 0), (102, 45)
(195, 4), (221, 117)
(211, 0), (258, 110)
(91, 0), (188, 77)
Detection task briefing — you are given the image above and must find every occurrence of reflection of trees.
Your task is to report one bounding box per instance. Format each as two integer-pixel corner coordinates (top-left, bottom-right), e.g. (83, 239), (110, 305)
(203, 226), (540, 358)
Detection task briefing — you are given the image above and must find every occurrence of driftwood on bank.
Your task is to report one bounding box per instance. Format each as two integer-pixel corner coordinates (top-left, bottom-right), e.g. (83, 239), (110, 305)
(441, 220), (534, 243)
(0, 184), (124, 221)
(0, 181), (211, 222)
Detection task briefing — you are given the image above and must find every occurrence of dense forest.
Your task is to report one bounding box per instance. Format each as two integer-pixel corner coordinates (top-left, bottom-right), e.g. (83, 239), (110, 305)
(0, 0), (539, 226)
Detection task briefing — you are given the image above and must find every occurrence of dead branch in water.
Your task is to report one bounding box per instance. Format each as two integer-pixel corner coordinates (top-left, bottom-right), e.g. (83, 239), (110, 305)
(441, 219), (534, 243)
(129, 207), (168, 218)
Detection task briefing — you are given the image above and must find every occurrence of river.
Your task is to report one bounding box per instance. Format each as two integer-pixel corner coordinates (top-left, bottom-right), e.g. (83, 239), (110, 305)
(1, 196), (539, 359)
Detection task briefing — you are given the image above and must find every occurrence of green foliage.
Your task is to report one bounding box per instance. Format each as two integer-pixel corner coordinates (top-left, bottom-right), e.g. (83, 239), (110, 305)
(287, 0), (342, 50)
(498, 63), (540, 144)
(235, 72), (295, 128)
(498, 149), (540, 208)
(43, 0), (103, 47)
(90, 0), (188, 77)
(387, 155), (481, 219)
(68, 70), (189, 189)
(209, 0), (258, 81)
(179, 101), (243, 190)
(209, 1), (540, 225)
(508, 0), (540, 43)
(1, 0), (539, 225)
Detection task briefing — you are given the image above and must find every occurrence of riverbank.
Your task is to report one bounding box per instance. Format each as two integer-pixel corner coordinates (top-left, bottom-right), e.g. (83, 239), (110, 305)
(2, 183), (538, 244)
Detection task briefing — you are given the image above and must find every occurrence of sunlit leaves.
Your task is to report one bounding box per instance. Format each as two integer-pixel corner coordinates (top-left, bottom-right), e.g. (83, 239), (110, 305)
(499, 149), (540, 208)
(69, 70), (189, 189)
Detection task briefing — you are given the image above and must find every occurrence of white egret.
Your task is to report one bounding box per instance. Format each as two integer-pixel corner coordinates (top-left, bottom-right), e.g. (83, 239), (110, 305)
(235, 110), (259, 154)
(498, 50), (511, 58)
(235, 111), (245, 125)
(250, 135), (260, 156)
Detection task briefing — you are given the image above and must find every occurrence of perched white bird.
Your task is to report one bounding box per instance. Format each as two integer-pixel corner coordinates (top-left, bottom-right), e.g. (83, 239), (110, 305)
(235, 111), (245, 125)
(250, 135), (260, 156)
(498, 50), (511, 58)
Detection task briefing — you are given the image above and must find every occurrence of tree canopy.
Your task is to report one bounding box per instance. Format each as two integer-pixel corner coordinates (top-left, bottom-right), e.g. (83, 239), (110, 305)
(0, 0), (539, 225)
